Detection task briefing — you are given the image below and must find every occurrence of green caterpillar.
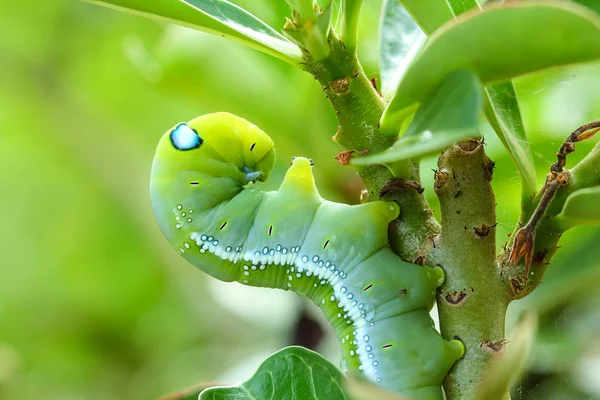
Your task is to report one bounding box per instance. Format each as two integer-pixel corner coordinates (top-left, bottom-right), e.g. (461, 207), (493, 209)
(150, 112), (464, 400)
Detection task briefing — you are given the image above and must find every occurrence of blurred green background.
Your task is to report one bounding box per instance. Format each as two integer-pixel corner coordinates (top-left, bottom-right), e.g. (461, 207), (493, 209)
(1, 1), (599, 399)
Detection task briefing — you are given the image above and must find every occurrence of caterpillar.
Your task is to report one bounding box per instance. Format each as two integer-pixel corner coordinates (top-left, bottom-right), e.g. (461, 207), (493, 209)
(150, 112), (464, 400)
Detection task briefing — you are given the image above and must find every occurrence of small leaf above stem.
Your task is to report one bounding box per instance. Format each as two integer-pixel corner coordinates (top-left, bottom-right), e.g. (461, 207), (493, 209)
(353, 69), (482, 167)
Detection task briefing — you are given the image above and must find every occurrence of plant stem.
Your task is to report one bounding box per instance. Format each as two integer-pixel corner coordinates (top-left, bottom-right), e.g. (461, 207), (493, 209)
(381, 166), (440, 262)
(432, 139), (512, 400)
(302, 35), (395, 200)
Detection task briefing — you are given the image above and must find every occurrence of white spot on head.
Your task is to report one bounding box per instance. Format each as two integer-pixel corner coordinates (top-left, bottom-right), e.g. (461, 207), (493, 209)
(170, 123), (202, 150)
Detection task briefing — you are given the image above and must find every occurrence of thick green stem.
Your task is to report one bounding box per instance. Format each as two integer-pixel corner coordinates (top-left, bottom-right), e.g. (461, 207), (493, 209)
(302, 36), (395, 199)
(432, 140), (512, 400)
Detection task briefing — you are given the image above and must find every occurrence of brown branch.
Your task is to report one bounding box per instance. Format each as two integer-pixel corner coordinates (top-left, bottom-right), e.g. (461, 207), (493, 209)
(508, 121), (600, 275)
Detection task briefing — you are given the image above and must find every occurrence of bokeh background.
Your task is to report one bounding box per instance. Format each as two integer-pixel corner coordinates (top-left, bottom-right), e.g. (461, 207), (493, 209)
(2, 1), (600, 399)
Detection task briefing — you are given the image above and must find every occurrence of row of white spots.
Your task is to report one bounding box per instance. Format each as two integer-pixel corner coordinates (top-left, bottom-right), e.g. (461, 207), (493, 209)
(173, 202), (382, 384)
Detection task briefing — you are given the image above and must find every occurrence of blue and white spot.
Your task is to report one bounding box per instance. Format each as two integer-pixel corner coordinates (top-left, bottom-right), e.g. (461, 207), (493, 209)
(170, 123), (203, 151)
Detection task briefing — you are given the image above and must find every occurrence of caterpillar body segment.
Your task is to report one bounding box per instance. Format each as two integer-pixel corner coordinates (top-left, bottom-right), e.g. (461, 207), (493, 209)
(150, 113), (464, 399)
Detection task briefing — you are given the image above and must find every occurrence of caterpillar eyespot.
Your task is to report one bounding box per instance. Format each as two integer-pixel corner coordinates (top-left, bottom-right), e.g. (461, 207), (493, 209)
(150, 112), (464, 400)
(170, 123), (202, 150)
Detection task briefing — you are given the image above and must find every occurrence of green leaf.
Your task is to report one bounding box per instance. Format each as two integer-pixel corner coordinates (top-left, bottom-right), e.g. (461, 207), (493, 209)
(555, 186), (600, 229)
(484, 83), (537, 205)
(379, 0), (426, 100)
(353, 70), (482, 166)
(398, 0), (455, 34)
(84, 0), (302, 65)
(380, 1), (600, 135)
(475, 312), (537, 400)
(200, 346), (349, 400)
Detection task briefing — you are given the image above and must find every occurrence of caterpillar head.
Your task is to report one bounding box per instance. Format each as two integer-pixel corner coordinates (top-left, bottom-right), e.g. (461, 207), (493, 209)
(155, 112), (275, 183)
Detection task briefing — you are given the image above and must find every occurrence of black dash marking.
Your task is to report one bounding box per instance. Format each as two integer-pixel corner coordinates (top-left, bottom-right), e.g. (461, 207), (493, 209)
(190, 181), (199, 186)
(382, 344), (393, 349)
(268, 226), (273, 236)
(250, 143), (256, 151)
(363, 284), (373, 291)
(323, 240), (330, 249)
(220, 222), (227, 230)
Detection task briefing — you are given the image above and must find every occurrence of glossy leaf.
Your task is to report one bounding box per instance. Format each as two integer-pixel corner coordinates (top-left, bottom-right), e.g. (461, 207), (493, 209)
(484, 83), (537, 203)
(398, 0), (455, 34)
(475, 312), (537, 400)
(353, 70), (482, 166)
(555, 186), (600, 229)
(200, 346), (349, 400)
(380, 1), (600, 135)
(379, 0), (426, 100)
(84, 0), (303, 64)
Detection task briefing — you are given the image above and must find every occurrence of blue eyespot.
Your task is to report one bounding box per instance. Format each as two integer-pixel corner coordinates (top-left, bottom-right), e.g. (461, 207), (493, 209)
(170, 123), (203, 151)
